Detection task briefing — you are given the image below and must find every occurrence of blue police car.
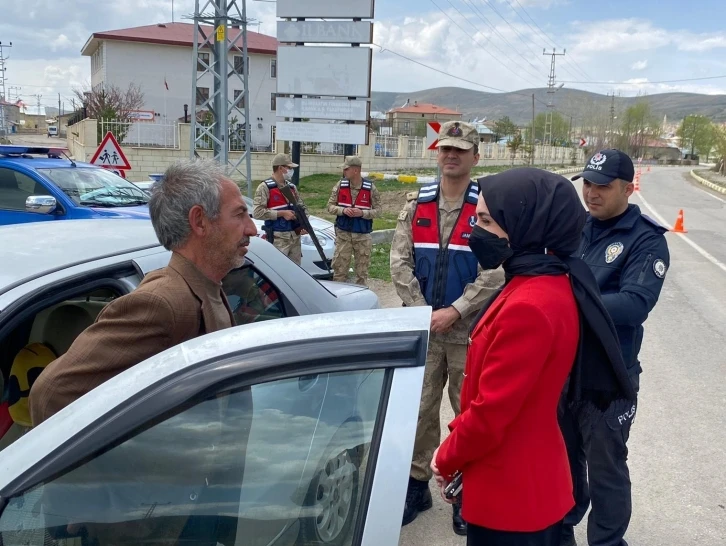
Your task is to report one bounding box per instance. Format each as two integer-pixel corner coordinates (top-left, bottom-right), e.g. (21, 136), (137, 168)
(0, 146), (150, 225)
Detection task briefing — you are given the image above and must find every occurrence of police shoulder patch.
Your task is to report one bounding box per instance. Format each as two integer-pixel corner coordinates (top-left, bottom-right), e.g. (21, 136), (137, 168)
(605, 242), (624, 264)
(653, 259), (667, 279)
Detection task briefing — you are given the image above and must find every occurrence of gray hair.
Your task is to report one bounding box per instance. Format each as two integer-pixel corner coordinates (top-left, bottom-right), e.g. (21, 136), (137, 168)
(149, 158), (227, 250)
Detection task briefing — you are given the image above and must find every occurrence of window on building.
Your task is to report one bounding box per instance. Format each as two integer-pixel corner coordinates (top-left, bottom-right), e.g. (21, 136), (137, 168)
(270, 93), (276, 111)
(233, 56), (245, 75)
(233, 90), (245, 109)
(197, 52), (210, 72)
(196, 87), (210, 106)
(270, 59), (277, 79)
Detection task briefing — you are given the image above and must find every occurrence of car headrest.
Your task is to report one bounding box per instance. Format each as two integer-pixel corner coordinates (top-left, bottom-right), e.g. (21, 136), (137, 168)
(42, 304), (96, 356)
(8, 343), (57, 427)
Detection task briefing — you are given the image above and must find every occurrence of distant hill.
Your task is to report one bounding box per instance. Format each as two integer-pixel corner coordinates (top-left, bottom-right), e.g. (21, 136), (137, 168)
(371, 87), (726, 126)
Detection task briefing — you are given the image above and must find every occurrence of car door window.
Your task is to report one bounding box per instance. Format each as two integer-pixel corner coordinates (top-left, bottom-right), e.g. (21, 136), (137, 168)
(222, 265), (285, 325)
(0, 168), (34, 211)
(0, 369), (387, 546)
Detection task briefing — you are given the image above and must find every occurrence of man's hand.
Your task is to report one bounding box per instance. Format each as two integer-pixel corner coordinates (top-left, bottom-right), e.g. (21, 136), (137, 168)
(431, 307), (461, 334)
(299, 228), (308, 235)
(431, 447), (455, 505)
(349, 207), (364, 217)
(280, 210), (297, 221)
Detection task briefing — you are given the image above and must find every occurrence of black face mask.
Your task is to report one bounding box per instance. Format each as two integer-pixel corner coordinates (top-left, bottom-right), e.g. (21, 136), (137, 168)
(468, 225), (513, 270)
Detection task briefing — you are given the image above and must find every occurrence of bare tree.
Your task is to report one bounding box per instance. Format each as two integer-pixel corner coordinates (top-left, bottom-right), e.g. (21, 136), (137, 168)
(73, 83), (145, 143)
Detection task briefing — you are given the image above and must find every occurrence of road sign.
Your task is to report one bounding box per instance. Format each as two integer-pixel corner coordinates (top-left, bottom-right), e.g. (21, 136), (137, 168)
(277, 0), (375, 19)
(579, 138), (587, 147)
(104, 167), (126, 179)
(276, 97), (369, 121)
(90, 131), (132, 170)
(277, 45), (372, 98)
(276, 121), (368, 145)
(277, 21), (374, 44)
(427, 122), (441, 150)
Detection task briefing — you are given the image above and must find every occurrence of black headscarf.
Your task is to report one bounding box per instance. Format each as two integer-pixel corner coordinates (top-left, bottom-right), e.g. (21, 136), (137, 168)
(472, 168), (636, 408)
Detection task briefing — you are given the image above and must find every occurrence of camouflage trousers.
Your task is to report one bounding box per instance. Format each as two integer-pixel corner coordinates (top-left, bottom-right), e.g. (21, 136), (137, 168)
(410, 338), (467, 482)
(331, 229), (372, 285)
(272, 231), (302, 266)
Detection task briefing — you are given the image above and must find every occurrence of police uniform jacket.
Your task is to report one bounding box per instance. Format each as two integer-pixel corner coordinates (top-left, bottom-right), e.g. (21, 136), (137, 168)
(578, 204), (669, 377)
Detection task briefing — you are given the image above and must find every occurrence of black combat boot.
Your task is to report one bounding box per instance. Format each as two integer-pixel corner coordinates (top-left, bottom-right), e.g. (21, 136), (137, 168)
(401, 477), (432, 526)
(452, 500), (467, 535)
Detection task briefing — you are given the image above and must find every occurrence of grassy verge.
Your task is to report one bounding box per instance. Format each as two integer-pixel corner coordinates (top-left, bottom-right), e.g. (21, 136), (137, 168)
(369, 243), (392, 282)
(694, 169), (726, 189)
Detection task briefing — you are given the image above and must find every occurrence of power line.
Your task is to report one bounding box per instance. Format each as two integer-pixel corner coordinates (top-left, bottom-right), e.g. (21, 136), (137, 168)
(507, 0), (593, 83)
(430, 0), (543, 86)
(560, 74), (726, 85)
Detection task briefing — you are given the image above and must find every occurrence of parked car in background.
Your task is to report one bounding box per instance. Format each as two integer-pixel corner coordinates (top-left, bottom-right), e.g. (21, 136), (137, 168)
(0, 146), (149, 225)
(46, 126), (58, 138)
(0, 219), (426, 546)
(134, 179), (336, 279)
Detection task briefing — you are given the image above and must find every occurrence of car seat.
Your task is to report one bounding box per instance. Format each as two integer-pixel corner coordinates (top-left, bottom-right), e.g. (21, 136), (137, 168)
(0, 169), (31, 210)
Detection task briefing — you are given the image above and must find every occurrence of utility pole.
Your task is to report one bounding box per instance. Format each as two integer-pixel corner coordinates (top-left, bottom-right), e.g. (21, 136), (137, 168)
(0, 41), (12, 137)
(608, 91), (616, 145)
(542, 48), (566, 168)
(35, 94), (42, 134)
(9, 85), (21, 102)
(190, 0), (254, 197)
(531, 93), (535, 166)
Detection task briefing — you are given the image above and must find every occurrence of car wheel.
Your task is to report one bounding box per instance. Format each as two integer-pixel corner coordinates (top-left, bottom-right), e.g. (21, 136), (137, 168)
(300, 420), (363, 545)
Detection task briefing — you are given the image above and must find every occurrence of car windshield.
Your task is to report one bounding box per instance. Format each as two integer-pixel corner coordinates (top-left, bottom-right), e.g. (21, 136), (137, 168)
(36, 168), (150, 208)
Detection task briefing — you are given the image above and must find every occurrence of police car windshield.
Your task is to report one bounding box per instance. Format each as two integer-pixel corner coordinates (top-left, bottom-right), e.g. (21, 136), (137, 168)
(37, 168), (150, 207)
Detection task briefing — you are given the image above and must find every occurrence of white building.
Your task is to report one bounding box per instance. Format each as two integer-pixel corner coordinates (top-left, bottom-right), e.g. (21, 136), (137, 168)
(81, 22), (279, 150)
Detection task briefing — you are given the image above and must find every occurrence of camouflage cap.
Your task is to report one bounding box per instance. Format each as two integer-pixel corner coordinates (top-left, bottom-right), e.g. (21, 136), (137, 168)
(272, 153), (298, 167)
(436, 121), (479, 150)
(339, 156), (363, 169)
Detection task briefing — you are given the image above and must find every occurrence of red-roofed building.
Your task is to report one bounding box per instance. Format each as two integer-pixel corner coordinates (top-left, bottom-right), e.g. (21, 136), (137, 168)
(385, 100), (462, 136)
(81, 22), (279, 149)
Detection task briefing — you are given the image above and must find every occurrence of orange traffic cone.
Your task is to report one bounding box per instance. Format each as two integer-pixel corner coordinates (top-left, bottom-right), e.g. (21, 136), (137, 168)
(647, 165), (651, 172)
(634, 174), (640, 191)
(672, 209), (688, 233)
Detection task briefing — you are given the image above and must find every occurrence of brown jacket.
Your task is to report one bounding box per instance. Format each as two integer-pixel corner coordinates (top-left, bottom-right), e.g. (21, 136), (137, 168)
(29, 253), (235, 426)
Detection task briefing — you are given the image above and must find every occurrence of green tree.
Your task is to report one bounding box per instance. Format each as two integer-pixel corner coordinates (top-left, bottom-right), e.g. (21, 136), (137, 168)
(493, 116), (518, 141)
(74, 83), (145, 145)
(713, 125), (726, 175)
(615, 101), (658, 157)
(414, 120), (427, 138)
(678, 115), (715, 158)
(526, 112), (569, 144)
(507, 133), (523, 165)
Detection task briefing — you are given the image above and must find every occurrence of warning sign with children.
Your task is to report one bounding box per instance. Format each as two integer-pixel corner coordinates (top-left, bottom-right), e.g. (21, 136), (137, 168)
(90, 132), (132, 171)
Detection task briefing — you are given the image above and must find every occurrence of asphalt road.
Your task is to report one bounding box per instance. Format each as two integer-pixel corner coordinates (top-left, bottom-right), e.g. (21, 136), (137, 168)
(8, 132), (65, 147)
(388, 166), (726, 546)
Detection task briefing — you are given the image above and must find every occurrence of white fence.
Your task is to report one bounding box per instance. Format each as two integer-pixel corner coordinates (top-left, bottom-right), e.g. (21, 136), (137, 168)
(100, 120), (177, 148)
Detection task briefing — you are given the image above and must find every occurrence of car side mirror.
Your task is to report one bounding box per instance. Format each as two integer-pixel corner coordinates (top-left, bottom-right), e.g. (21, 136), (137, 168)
(26, 195), (57, 215)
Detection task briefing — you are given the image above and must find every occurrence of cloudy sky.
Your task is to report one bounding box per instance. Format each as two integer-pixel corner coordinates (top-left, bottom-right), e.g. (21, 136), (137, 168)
(1, 0), (725, 114)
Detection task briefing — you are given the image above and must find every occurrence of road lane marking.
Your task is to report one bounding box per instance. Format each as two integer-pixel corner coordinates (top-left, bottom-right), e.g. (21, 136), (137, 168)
(635, 191), (726, 274)
(693, 184), (726, 204)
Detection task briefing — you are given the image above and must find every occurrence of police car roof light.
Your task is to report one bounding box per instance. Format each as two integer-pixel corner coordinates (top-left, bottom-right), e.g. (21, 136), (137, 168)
(0, 145), (68, 158)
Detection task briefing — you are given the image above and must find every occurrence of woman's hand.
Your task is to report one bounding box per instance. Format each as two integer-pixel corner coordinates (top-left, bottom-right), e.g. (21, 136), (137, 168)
(431, 448), (455, 505)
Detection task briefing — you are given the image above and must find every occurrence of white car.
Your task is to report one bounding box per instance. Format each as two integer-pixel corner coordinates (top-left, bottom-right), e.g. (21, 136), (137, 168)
(134, 180), (336, 279)
(0, 219), (429, 546)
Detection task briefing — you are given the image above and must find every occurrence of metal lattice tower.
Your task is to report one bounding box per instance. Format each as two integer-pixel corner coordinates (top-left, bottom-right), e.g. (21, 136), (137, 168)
(0, 41), (12, 137)
(543, 48), (565, 168)
(189, 0), (253, 196)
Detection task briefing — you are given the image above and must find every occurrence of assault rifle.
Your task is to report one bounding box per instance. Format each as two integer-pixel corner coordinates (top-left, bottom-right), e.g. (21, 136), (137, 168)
(278, 184), (331, 275)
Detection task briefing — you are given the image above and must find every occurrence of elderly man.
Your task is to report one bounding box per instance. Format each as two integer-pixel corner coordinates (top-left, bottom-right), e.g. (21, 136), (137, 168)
(29, 158), (258, 425)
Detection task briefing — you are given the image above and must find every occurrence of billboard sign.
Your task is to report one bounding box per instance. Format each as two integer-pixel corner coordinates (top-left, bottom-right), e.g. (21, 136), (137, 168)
(276, 97), (369, 122)
(276, 121), (368, 145)
(277, 21), (373, 44)
(277, 46), (372, 98)
(276, 0), (375, 19)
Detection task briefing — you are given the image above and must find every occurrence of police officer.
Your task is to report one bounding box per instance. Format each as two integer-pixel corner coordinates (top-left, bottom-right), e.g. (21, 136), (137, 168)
(391, 121), (504, 535)
(560, 149), (670, 546)
(253, 153), (307, 265)
(327, 156), (382, 285)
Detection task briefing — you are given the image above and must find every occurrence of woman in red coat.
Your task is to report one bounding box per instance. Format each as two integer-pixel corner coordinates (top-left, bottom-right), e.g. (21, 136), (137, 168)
(432, 169), (635, 545)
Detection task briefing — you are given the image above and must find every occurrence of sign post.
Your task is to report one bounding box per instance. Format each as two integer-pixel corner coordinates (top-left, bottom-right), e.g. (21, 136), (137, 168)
(89, 131), (132, 179)
(427, 121), (442, 182)
(276, 0), (375, 185)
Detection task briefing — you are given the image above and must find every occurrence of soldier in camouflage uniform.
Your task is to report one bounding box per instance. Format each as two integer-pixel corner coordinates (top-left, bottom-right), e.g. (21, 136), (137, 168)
(391, 121), (505, 535)
(253, 153), (307, 265)
(327, 156), (382, 285)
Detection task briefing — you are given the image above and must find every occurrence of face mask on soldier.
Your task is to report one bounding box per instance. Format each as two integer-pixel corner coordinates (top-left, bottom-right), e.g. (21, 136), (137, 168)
(283, 168), (294, 182)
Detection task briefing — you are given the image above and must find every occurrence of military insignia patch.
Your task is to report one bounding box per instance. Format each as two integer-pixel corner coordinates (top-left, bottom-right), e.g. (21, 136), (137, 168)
(447, 123), (462, 137)
(653, 259), (667, 279)
(605, 242), (624, 264)
(469, 215), (476, 227)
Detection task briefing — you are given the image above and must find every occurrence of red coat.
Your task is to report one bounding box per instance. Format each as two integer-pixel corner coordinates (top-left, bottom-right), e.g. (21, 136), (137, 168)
(436, 274), (579, 532)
